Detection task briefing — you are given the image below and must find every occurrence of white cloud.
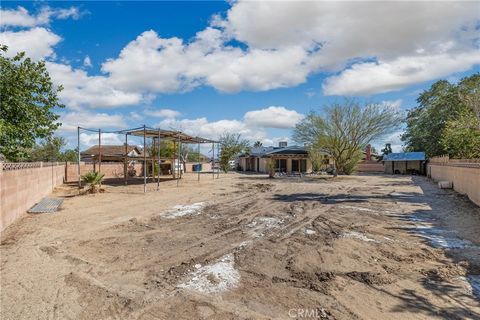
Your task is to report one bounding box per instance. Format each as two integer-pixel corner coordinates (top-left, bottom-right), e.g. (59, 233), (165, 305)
(159, 117), (263, 141)
(0, 27), (61, 59)
(129, 112), (144, 122)
(58, 110), (127, 132)
(80, 132), (122, 147)
(374, 129), (405, 153)
(379, 99), (402, 111)
(98, 1), (479, 96)
(83, 55), (92, 67)
(144, 108), (181, 118)
(323, 51), (480, 95)
(46, 62), (145, 108)
(244, 106), (304, 129)
(0, 6), (82, 27)
(100, 29), (311, 94)
(221, 1), (478, 58)
(155, 106), (303, 142)
(2, 0), (478, 107)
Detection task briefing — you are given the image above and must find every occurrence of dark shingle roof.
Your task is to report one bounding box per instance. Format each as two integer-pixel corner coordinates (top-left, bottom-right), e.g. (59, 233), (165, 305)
(239, 145), (318, 157)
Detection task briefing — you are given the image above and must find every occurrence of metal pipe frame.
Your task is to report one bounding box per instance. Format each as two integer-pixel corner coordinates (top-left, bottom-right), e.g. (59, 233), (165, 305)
(143, 124), (147, 193)
(77, 126), (81, 189)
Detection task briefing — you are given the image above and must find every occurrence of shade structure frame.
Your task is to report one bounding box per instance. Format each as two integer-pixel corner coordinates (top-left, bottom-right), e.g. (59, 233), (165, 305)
(76, 125), (217, 193)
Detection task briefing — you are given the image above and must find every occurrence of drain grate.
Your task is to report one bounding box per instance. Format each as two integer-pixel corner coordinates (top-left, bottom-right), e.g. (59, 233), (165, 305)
(28, 198), (63, 214)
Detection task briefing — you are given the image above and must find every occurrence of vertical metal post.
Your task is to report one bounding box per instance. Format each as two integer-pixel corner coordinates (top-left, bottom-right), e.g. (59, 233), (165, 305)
(217, 142), (220, 179)
(172, 140), (176, 179)
(176, 134), (180, 187)
(143, 125), (147, 193)
(151, 139), (154, 182)
(98, 129), (102, 173)
(212, 142), (215, 179)
(77, 126), (81, 189)
(124, 134), (128, 185)
(157, 130), (161, 191)
(197, 142), (200, 182)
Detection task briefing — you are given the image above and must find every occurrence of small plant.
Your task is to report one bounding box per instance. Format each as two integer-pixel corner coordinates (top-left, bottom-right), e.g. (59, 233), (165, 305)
(81, 171), (105, 193)
(266, 159), (276, 178)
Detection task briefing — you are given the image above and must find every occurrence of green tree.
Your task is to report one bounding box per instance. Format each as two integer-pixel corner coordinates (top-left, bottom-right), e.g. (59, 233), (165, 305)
(377, 143), (393, 162)
(253, 140), (263, 148)
(29, 136), (65, 161)
(402, 73), (479, 157)
(440, 111), (480, 159)
(61, 149), (78, 162)
(0, 46), (64, 161)
(381, 143), (392, 155)
(26, 136), (77, 162)
(219, 133), (250, 173)
(294, 101), (402, 175)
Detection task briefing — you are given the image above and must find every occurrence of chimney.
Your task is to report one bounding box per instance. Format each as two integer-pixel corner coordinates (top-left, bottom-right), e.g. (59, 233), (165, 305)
(366, 144), (372, 161)
(279, 141), (288, 148)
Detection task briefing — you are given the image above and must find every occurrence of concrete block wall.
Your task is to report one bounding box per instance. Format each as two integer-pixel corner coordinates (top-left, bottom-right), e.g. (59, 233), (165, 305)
(428, 164), (480, 207)
(1, 164), (65, 232)
(65, 162), (144, 182)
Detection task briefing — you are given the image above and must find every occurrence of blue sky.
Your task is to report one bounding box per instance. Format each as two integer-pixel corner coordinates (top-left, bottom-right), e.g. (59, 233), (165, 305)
(1, 1), (479, 152)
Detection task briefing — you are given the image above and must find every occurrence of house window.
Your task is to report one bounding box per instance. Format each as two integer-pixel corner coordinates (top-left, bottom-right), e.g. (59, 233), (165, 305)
(275, 159), (287, 172)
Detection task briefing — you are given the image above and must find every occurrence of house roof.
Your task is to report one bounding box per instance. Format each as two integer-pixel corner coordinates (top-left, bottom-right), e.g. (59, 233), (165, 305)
(81, 145), (144, 157)
(384, 152), (426, 161)
(239, 146), (316, 158)
(263, 146), (309, 156)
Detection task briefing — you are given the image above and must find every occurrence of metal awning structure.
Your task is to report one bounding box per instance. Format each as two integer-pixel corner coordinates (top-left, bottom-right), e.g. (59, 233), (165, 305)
(122, 127), (217, 144)
(77, 125), (219, 193)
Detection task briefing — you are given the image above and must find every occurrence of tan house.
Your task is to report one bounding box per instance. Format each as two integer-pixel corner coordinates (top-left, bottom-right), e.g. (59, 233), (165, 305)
(80, 144), (144, 163)
(238, 143), (319, 174)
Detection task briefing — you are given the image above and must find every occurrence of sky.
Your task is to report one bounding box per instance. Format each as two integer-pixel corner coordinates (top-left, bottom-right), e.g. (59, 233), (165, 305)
(1, 1), (479, 153)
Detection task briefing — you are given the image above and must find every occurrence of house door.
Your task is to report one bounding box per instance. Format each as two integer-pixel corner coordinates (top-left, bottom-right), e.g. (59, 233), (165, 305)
(257, 158), (260, 172)
(291, 159), (299, 172)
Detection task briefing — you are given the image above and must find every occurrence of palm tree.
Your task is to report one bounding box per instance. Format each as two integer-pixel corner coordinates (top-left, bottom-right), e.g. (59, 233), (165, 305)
(253, 140), (263, 148)
(81, 171), (105, 193)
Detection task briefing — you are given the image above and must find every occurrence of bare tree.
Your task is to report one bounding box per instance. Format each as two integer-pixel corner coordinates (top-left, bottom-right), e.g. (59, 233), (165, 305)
(294, 101), (402, 174)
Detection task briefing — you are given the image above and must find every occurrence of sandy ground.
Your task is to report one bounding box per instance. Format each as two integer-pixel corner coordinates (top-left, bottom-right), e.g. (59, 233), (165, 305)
(1, 173), (479, 320)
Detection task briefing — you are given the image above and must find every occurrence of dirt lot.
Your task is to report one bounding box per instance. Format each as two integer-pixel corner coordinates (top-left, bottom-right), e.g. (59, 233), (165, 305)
(1, 173), (479, 319)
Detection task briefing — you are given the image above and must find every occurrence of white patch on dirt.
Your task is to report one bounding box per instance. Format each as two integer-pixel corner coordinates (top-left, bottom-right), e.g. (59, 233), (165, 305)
(247, 216), (283, 237)
(305, 229), (316, 235)
(341, 231), (377, 242)
(390, 192), (414, 198)
(177, 254), (240, 294)
(340, 205), (378, 214)
(416, 228), (474, 249)
(162, 202), (205, 219)
(237, 240), (252, 249)
(404, 215), (476, 249)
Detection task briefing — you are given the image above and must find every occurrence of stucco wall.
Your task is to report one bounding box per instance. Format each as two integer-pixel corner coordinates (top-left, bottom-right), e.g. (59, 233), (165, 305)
(1, 164), (65, 232)
(357, 161), (384, 172)
(428, 164), (480, 207)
